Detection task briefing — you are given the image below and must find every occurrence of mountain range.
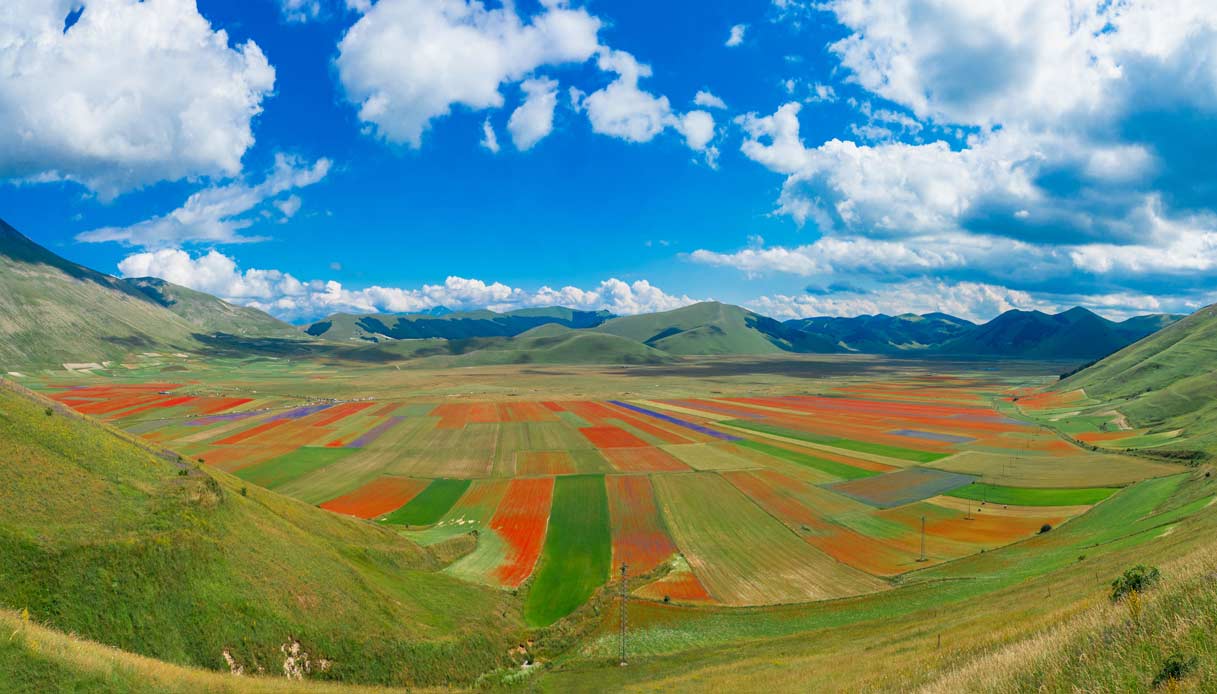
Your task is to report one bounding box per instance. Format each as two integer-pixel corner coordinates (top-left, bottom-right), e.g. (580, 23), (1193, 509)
(0, 219), (1185, 368)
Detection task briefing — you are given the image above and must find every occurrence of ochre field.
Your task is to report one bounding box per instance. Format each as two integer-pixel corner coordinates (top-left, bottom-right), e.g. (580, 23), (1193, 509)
(34, 364), (1181, 625)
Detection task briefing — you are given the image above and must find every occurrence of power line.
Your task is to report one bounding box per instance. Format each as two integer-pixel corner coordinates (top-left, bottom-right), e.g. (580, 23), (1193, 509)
(619, 562), (628, 667)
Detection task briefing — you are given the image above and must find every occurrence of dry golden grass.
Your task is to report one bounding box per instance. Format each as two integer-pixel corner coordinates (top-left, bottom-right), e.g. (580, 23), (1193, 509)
(0, 609), (436, 693)
(920, 548), (1217, 693)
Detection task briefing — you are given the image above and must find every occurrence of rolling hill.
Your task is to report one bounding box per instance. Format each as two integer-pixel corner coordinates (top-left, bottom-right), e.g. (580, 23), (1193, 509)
(594, 301), (839, 355)
(785, 312), (975, 353)
(0, 379), (519, 687)
(0, 220), (302, 369)
(305, 306), (613, 342)
(1060, 302), (1217, 453)
(376, 322), (676, 366)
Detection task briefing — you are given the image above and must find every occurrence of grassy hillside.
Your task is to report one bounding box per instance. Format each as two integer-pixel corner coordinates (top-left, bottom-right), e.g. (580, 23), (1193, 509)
(393, 325), (676, 366)
(595, 302), (838, 355)
(1060, 302), (1217, 453)
(1, 607), (401, 694)
(0, 380), (520, 688)
(0, 221), (202, 368)
(0, 220), (306, 369)
(306, 307), (612, 342)
(123, 277), (299, 338)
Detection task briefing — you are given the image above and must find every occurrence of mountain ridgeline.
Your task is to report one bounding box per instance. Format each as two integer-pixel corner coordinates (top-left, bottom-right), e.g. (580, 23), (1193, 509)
(307, 300), (1178, 362)
(305, 306), (614, 342)
(0, 218), (1187, 369)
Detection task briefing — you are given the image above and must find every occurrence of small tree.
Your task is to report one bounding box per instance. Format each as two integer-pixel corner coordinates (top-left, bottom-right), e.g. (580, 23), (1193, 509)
(1111, 565), (1161, 602)
(1039, 523), (1053, 534)
(44, 407), (53, 417)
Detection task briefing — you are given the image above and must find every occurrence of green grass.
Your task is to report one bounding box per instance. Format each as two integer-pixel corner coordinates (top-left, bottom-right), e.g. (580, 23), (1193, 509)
(826, 438), (950, 463)
(382, 478), (471, 526)
(721, 419), (838, 443)
(948, 482), (1120, 506)
(524, 475), (611, 626)
(233, 447), (354, 489)
(1059, 302), (1217, 455)
(0, 383), (519, 688)
(724, 419), (949, 463)
(734, 440), (879, 480)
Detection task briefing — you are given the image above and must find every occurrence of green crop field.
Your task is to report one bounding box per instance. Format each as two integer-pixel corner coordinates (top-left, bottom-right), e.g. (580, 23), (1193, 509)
(235, 447), (355, 488)
(383, 478), (472, 526)
(523, 474), (612, 626)
(948, 482), (1120, 506)
(734, 439), (879, 480)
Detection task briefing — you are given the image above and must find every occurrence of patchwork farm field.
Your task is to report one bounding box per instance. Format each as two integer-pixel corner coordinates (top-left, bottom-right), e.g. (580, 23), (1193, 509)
(29, 356), (1186, 626)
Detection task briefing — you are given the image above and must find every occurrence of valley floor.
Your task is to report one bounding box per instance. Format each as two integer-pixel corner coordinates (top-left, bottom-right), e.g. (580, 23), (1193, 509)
(4, 354), (1213, 692)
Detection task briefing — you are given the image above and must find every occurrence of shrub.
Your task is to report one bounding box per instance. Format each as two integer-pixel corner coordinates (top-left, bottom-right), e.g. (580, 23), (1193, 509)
(1152, 653), (1198, 688)
(44, 407), (53, 417)
(1111, 565), (1161, 602)
(240, 486), (248, 497)
(1039, 523), (1053, 534)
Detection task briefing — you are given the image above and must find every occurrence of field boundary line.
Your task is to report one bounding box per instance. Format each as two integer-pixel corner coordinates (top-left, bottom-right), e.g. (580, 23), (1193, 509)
(718, 422), (915, 469)
(633, 400), (734, 422)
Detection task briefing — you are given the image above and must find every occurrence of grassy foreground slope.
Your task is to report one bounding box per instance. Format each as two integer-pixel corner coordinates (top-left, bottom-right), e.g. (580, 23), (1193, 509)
(0, 607), (402, 694)
(1059, 302), (1217, 454)
(0, 380), (520, 688)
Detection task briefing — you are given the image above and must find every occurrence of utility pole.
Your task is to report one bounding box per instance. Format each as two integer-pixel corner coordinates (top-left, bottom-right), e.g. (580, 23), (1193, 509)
(917, 516), (927, 562)
(619, 563), (628, 667)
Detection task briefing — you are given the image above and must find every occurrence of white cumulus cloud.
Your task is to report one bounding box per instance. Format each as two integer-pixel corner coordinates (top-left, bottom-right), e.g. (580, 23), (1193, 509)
(726, 24), (746, 47)
(116, 249), (699, 322)
(77, 155), (331, 248)
(508, 77), (560, 150)
(335, 0), (600, 147)
(579, 50), (718, 154)
(0, 0), (275, 198)
(693, 90), (727, 110)
(749, 280), (1055, 323)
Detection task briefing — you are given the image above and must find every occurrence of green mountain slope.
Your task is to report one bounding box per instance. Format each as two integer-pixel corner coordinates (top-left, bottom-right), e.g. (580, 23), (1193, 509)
(0, 220), (202, 368)
(306, 306), (613, 342)
(937, 307), (1177, 358)
(1060, 302), (1217, 453)
(785, 312), (975, 352)
(0, 220), (302, 369)
(378, 323), (676, 366)
(123, 277), (299, 338)
(594, 301), (839, 355)
(0, 380), (519, 687)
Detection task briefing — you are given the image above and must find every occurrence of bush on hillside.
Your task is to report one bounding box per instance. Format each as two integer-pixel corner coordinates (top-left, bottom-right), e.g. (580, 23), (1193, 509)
(1111, 565), (1162, 602)
(1152, 653), (1198, 689)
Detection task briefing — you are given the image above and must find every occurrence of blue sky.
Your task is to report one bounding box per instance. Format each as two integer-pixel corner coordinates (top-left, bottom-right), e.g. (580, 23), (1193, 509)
(3, 1), (1217, 323)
